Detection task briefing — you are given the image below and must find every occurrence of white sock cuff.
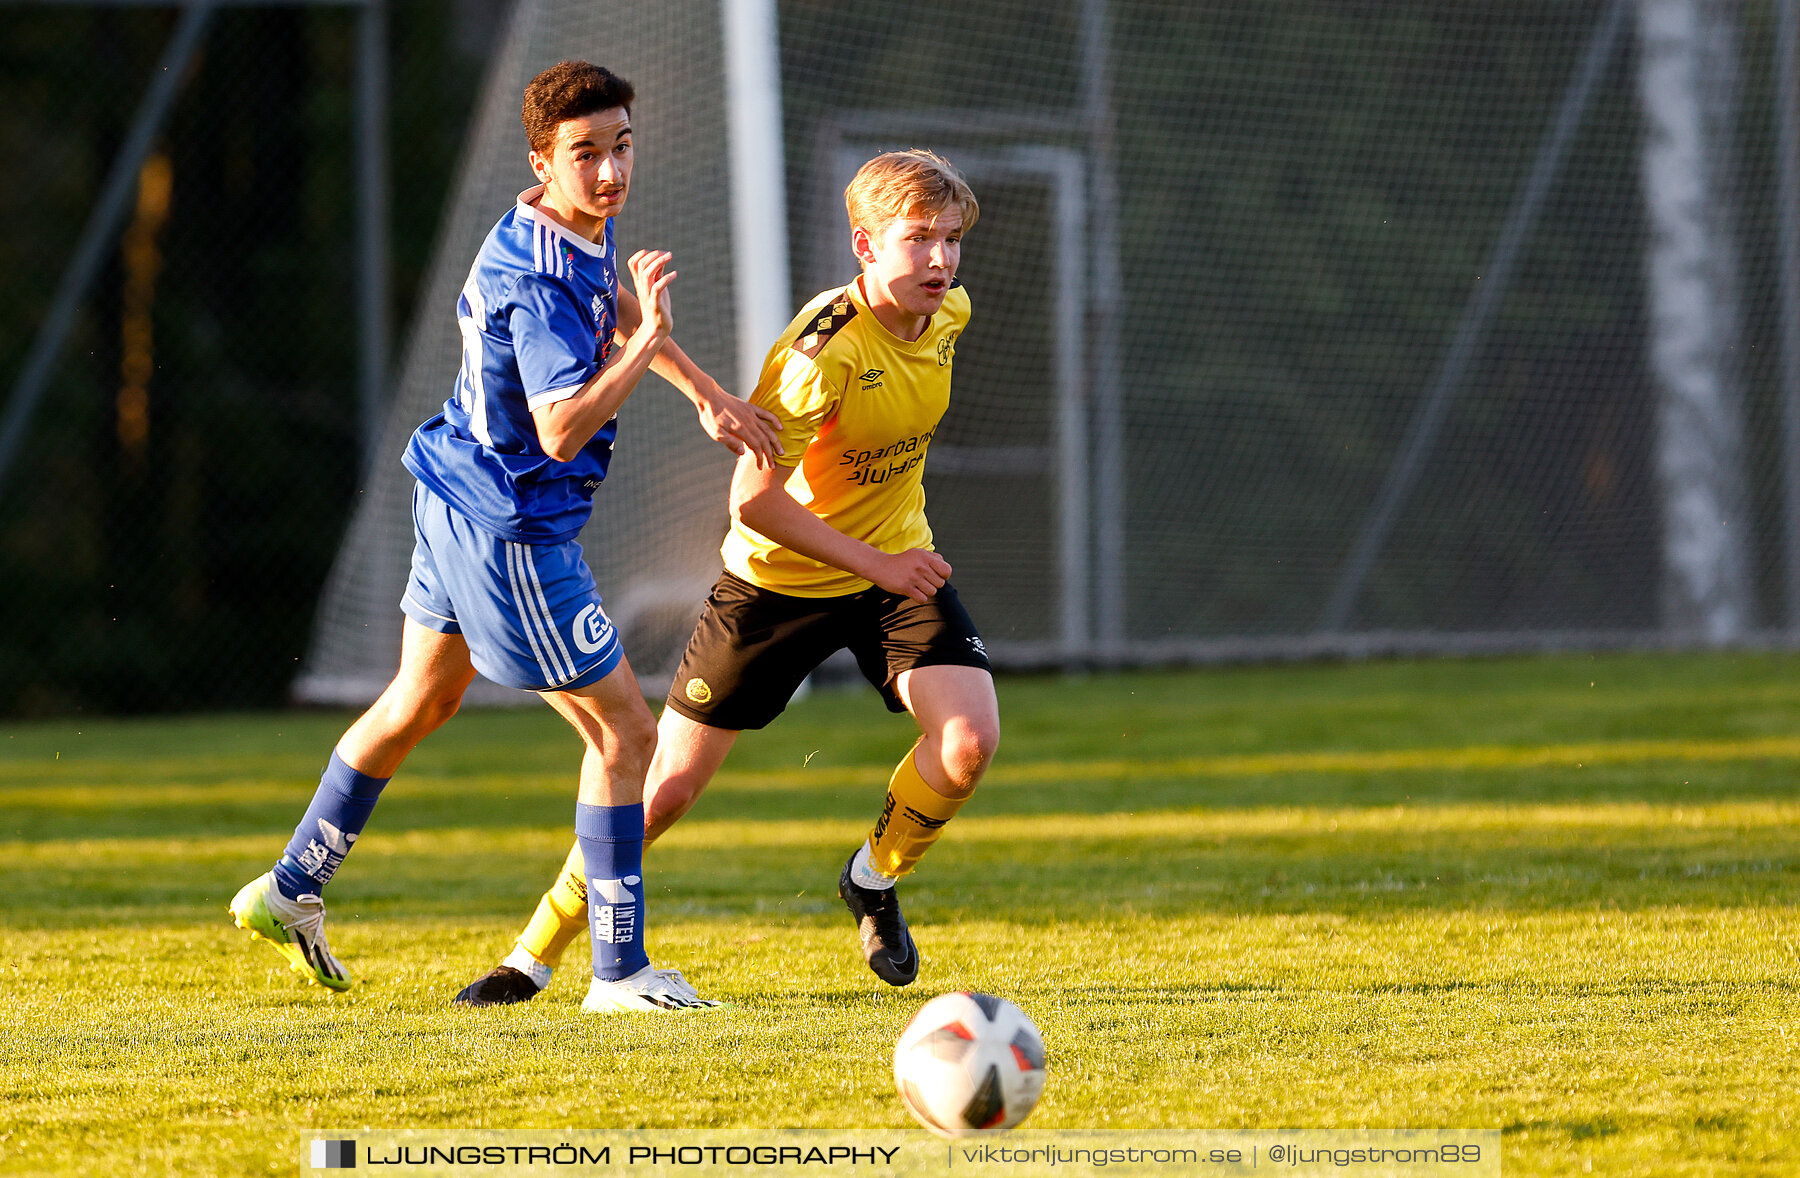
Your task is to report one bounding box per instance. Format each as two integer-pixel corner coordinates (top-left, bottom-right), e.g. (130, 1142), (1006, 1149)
(503, 944), (553, 990)
(849, 841), (897, 890)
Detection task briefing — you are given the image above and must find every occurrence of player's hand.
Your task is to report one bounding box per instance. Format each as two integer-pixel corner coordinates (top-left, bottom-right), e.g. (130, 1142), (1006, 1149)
(628, 249), (675, 342)
(701, 396), (785, 467)
(869, 548), (951, 602)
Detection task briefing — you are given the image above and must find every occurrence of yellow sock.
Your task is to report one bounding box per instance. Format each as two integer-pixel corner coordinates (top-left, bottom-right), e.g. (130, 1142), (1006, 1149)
(867, 743), (968, 878)
(517, 840), (589, 968)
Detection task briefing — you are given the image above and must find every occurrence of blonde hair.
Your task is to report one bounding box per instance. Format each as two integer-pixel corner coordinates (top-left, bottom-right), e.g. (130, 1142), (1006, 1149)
(844, 149), (979, 237)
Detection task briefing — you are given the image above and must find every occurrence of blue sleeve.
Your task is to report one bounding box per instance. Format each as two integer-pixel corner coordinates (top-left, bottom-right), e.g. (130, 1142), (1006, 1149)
(507, 274), (601, 409)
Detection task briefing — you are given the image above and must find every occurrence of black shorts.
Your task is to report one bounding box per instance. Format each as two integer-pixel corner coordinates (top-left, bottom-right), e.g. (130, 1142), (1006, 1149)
(664, 571), (991, 731)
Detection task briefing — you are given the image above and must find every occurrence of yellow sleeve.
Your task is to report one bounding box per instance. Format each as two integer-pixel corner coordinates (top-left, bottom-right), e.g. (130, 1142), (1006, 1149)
(949, 283), (972, 331)
(751, 346), (843, 469)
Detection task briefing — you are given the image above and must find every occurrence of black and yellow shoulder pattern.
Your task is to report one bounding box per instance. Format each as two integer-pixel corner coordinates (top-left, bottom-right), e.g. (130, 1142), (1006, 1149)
(790, 289), (858, 360)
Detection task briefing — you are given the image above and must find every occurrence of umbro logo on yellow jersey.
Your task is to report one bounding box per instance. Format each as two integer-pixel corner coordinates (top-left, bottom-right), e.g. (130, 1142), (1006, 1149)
(859, 368), (884, 388)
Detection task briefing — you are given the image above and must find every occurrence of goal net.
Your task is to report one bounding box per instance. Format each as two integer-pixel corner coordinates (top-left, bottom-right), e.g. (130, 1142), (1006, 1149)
(297, 0), (1797, 704)
(296, 0), (742, 703)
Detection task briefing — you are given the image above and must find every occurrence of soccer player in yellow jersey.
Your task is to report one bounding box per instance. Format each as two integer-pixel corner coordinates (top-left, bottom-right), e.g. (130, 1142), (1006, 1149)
(455, 149), (992, 1002)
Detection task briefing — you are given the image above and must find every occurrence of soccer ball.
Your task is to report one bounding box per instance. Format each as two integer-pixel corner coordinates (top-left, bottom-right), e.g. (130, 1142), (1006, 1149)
(892, 991), (1046, 1137)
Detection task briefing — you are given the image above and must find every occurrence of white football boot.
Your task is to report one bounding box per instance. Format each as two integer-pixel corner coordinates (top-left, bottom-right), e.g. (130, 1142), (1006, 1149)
(580, 964), (720, 1012)
(228, 872), (351, 992)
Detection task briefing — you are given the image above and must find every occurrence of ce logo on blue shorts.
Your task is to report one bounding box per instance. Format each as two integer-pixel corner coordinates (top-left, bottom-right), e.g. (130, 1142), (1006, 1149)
(401, 484), (625, 692)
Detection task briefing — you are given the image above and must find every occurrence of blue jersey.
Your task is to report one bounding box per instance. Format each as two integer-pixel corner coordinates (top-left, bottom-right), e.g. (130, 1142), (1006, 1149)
(404, 186), (621, 544)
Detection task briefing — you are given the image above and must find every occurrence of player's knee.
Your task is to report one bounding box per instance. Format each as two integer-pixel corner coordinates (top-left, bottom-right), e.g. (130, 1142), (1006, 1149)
(378, 681), (463, 740)
(623, 719), (657, 773)
(939, 716), (999, 792)
(423, 688), (465, 730)
(603, 706), (657, 777)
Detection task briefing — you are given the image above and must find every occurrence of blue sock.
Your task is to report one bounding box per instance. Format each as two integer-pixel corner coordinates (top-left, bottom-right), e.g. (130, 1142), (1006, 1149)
(270, 751), (390, 899)
(577, 802), (649, 981)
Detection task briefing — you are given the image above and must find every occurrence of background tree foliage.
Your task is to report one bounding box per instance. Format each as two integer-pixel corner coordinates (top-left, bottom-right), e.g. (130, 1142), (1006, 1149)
(0, 2), (493, 715)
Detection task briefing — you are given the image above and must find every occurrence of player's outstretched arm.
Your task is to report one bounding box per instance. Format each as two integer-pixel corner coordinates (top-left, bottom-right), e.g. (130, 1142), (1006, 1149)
(730, 454), (950, 601)
(533, 249), (675, 462)
(617, 288), (783, 468)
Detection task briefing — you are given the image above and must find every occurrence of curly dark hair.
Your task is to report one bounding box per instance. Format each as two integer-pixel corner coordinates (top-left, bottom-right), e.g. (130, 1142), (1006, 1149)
(521, 61), (635, 156)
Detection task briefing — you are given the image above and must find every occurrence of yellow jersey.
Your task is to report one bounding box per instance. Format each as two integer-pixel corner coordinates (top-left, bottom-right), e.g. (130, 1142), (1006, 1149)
(721, 274), (970, 596)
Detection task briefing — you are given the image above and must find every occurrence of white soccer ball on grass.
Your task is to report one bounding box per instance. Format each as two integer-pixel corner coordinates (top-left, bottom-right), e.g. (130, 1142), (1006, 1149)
(892, 991), (1046, 1137)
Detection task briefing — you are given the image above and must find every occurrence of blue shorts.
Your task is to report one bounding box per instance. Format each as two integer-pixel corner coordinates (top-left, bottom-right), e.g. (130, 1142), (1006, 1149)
(401, 483), (624, 692)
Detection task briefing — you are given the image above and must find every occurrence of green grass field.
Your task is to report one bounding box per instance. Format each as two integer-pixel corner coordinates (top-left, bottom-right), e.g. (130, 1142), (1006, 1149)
(2, 653), (1797, 1175)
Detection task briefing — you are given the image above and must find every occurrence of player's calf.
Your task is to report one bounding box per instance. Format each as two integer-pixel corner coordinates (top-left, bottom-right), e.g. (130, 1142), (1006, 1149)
(836, 741), (978, 986)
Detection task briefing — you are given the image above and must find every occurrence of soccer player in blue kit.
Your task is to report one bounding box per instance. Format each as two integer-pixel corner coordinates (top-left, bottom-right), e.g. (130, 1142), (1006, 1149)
(228, 61), (778, 1012)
